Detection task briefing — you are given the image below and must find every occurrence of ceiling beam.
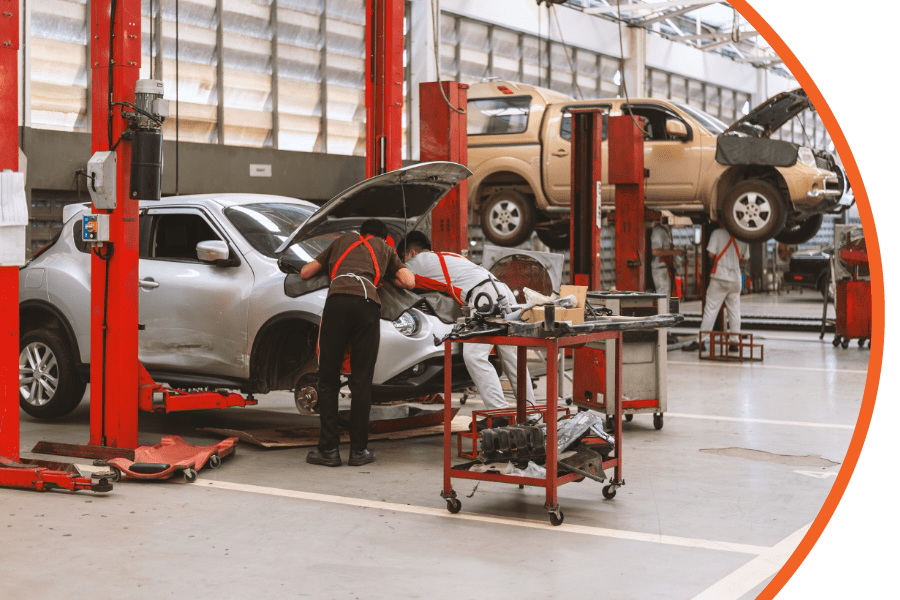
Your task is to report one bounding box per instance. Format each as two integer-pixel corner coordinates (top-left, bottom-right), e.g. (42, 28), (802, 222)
(585, 0), (719, 16)
(636, 3), (714, 26)
(701, 30), (759, 51)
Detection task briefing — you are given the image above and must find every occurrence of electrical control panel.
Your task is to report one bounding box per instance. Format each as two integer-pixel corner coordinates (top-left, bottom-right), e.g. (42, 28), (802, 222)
(83, 214), (111, 244)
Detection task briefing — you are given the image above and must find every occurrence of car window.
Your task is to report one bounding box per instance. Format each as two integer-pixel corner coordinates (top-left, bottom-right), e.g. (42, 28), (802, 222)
(224, 203), (316, 259)
(622, 104), (690, 141)
(146, 213), (222, 262)
(674, 103), (727, 135)
(467, 96), (531, 136)
(560, 106), (610, 141)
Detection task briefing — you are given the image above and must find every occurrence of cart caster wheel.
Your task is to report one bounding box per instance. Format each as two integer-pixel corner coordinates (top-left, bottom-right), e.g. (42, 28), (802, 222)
(841, 338), (850, 349)
(446, 499), (462, 514)
(565, 397), (573, 405)
(183, 468), (198, 483)
(549, 511), (564, 526)
(653, 413), (664, 430)
(858, 338), (867, 348)
(109, 467), (122, 482)
(519, 484), (525, 489)
(832, 336), (841, 347)
(459, 396), (467, 405)
(208, 454), (221, 469)
(602, 485), (617, 500)
(625, 413), (633, 422)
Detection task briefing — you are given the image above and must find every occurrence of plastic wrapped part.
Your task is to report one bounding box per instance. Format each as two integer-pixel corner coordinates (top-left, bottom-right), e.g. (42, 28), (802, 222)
(557, 411), (607, 454)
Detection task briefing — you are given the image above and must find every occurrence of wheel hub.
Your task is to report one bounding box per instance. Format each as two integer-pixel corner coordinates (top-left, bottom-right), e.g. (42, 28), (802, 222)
(19, 342), (58, 407)
(295, 384), (318, 413)
(490, 201), (520, 234)
(733, 191), (771, 232)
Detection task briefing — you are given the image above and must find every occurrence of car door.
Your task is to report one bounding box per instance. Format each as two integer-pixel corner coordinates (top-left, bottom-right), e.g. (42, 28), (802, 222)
(542, 103), (611, 206)
(138, 206), (253, 378)
(618, 102), (701, 205)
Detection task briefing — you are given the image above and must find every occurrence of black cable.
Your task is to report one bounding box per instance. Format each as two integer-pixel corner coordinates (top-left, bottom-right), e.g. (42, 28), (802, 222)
(91, 243), (113, 446)
(108, 0), (117, 151)
(175, 0), (180, 195)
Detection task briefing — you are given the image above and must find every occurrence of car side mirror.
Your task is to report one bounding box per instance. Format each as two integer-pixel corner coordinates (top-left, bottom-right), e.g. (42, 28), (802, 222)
(665, 119), (688, 140)
(196, 240), (238, 267)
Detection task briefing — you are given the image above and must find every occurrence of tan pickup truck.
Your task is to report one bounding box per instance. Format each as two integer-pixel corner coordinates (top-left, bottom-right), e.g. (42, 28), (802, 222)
(466, 81), (846, 248)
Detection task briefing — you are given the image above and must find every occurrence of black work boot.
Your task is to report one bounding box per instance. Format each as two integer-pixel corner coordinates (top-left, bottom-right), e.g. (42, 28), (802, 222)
(306, 448), (342, 467)
(348, 449), (376, 466)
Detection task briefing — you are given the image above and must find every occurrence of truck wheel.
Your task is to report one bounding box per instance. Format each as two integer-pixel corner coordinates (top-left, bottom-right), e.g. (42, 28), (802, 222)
(721, 180), (786, 244)
(479, 190), (535, 247)
(774, 214), (824, 245)
(19, 329), (86, 419)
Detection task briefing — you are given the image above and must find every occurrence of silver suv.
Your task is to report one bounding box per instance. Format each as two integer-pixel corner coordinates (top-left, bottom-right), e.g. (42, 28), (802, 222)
(18, 163), (473, 419)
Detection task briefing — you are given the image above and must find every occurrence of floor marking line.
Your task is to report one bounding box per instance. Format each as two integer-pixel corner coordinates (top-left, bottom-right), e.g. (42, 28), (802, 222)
(169, 478), (766, 555)
(690, 523), (811, 600)
(666, 412), (854, 430)
(668, 360), (867, 375)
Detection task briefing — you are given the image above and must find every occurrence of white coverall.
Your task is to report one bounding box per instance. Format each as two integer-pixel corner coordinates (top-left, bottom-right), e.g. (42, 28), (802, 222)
(405, 252), (536, 410)
(650, 223), (674, 296)
(698, 228), (749, 341)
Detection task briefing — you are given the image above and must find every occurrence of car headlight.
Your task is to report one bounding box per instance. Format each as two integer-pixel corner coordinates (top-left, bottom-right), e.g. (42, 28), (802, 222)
(392, 311), (420, 337)
(797, 146), (817, 168)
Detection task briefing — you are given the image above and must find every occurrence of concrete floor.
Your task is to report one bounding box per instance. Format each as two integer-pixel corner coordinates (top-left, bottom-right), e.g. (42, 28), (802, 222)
(1, 291), (869, 600)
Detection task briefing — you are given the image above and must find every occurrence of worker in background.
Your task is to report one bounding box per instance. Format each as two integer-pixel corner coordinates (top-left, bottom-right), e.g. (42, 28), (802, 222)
(688, 224), (749, 351)
(650, 222), (674, 296)
(398, 231), (535, 431)
(300, 219), (415, 467)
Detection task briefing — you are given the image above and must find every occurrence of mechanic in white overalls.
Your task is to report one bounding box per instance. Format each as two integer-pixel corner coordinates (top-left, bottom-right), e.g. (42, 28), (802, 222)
(697, 225), (749, 347)
(398, 231), (535, 431)
(300, 219), (414, 467)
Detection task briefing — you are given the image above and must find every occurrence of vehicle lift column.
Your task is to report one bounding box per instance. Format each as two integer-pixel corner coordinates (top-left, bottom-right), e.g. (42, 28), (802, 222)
(365, 0), (404, 178)
(419, 82), (468, 254)
(0, 0), (109, 491)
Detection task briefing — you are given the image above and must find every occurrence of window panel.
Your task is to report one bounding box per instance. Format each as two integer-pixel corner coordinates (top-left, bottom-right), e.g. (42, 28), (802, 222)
(277, 1), (323, 153)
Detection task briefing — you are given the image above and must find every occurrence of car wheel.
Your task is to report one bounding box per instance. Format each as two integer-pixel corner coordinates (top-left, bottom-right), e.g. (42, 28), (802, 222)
(479, 190), (535, 247)
(774, 214), (824, 245)
(19, 329), (86, 419)
(721, 180), (787, 243)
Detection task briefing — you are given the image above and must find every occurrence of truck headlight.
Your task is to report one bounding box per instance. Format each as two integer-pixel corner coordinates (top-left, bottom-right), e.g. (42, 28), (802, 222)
(392, 311), (420, 337)
(797, 146), (817, 168)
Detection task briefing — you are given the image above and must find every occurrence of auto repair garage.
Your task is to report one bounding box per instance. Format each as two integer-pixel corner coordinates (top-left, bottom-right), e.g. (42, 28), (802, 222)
(0, 1), (878, 599)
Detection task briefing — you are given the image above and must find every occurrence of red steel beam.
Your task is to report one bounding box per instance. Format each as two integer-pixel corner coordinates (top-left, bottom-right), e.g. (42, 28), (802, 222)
(88, 0), (141, 448)
(0, 0), (21, 461)
(419, 82), (468, 255)
(365, 0), (404, 178)
(608, 116), (646, 292)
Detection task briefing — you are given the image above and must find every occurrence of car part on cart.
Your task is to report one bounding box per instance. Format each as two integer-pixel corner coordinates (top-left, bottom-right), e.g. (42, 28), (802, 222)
(479, 424), (546, 464)
(557, 410), (609, 454)
(433, 313), (509, 346)
(558, 445), (605, 483)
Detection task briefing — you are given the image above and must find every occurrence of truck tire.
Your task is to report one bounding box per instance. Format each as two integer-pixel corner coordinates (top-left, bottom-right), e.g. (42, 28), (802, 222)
(479, 190), (535, 247)
(775, 214), (824, 245)
(19, 329), (86, 419)
(721, 180), (787, 244)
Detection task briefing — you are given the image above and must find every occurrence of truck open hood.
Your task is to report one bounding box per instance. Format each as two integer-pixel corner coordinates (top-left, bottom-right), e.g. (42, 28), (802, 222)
(275, 162), (472, 254)
(724, 88), (811, 138)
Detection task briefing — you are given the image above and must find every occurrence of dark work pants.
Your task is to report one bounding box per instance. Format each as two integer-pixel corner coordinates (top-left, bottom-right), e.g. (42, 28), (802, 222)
(316, 293), (381, 453)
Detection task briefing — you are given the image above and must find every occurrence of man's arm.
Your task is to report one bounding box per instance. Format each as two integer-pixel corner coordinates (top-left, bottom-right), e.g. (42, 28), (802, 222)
(300, 259), (324, 280)
(391, 267), (415, 289)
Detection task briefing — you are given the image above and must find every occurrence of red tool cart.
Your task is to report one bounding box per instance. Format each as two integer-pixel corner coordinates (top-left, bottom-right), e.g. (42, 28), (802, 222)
(833, 229), (871, 349)
(441, 330), (623, 526)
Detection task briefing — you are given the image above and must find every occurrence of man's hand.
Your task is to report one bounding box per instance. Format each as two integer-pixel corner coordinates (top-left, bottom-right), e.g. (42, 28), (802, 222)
(300, 259), (324, 280)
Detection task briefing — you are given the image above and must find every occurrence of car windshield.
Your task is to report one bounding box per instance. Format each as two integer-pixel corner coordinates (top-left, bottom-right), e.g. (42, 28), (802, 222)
(224, 202), (322, 260)
(674, 103), (728, 135)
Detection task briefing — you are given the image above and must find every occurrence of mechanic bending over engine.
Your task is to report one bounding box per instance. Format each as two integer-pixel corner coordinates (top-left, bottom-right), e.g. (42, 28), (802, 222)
(300, 219), (415, 467)
(397, 231), (535, 431)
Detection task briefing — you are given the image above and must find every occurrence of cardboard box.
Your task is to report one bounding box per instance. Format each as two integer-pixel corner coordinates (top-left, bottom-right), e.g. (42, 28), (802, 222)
(522, 306), (585, 325)
(559, 285), (587, 308)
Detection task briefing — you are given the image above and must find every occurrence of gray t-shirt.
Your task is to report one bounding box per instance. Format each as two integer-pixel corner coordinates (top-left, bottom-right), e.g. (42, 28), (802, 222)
(707, 228), (748, 283)
(405, 252), (493, 303)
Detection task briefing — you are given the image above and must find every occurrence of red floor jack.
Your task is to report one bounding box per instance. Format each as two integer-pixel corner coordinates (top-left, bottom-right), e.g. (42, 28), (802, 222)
(105, 436), (238, 483)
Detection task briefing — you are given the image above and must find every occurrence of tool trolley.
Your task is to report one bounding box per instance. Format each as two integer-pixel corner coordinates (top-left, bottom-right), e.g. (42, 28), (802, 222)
(440, 329), (624, 526)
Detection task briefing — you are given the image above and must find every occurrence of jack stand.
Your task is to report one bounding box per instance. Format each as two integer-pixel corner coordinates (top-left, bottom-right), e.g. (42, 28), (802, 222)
(138, 364), (257, 413)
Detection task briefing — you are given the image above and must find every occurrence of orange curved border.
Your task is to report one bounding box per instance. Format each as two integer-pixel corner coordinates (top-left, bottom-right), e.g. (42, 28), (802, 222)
(728, 1), (884, 598)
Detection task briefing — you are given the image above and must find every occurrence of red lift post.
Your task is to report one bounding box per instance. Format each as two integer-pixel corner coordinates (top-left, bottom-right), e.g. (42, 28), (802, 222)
(608, 115), (646, 292)
(365, 0), (404, 178)
(568, 108), (604, 289)
(418, 82), (468, 254)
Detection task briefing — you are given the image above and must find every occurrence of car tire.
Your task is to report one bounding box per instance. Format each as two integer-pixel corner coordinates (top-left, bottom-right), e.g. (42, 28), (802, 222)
(479, 190), (535, 247)
(774, 214), (824, 245)
(721, 180), (787, 244)
(19, 329), (86, 419)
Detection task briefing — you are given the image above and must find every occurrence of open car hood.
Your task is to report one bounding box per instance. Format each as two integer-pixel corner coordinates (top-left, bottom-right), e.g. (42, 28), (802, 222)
(724, 88), (811, 138)
(275, 162), (472, 254)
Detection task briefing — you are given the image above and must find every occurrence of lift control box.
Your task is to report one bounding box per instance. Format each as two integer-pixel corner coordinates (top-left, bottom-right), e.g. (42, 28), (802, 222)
(86, 151), (117, 210)
(83, 214), (111, 243)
